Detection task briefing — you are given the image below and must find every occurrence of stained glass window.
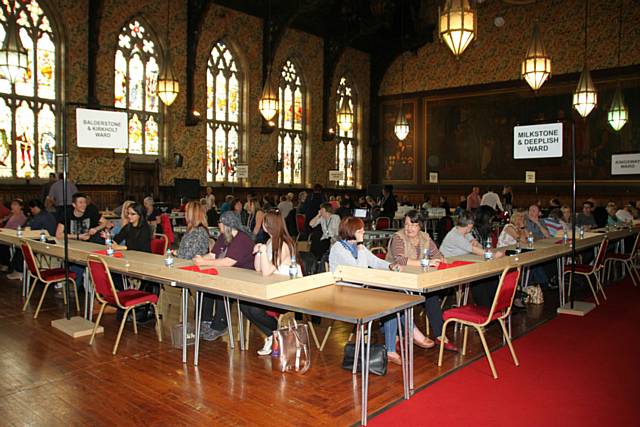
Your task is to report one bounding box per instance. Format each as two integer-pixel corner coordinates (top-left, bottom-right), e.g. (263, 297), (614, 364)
(206, 41), (241, 183)
(114, 18), (161, 155)
(278, 60), (304, 185)
(0, 0), (59, 179)
(336, 77), (356, 187)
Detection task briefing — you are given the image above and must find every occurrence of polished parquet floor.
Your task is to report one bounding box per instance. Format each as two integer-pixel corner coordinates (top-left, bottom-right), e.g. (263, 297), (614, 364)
(0, 274), (558, 426)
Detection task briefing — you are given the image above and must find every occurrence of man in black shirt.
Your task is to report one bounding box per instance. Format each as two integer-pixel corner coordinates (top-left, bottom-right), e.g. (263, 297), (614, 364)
(380, 184), (397, 221)
(56, 192), (103, 243)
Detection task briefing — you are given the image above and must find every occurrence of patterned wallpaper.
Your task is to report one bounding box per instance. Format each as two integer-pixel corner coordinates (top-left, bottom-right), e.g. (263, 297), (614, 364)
(380, 0), (640, 95)
(49, 1), (371, 188)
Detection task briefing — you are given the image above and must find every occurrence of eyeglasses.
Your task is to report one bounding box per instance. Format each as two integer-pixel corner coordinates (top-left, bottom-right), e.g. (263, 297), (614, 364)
(127, 211), (139, 217)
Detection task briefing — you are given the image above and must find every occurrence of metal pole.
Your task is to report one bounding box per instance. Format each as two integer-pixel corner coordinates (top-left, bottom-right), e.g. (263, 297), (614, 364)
(62, 102), (71, 320)
(570, 121), (576, 309)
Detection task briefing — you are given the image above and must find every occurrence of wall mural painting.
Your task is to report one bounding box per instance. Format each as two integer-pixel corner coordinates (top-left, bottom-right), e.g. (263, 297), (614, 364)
(423, 84), (639, 182)
(381, 102), (416, 183)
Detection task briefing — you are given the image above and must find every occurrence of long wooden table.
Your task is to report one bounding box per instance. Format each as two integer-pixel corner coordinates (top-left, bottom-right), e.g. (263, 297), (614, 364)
(0, 228), (423, 425)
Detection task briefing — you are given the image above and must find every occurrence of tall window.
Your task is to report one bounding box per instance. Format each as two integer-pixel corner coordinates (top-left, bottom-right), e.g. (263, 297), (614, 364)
(0, 0), (58, 179)
(206, 41), (241, 183)
(278, 60), (304, 185)
(336, 76), (356, 187)
(114, 18), (161, 155)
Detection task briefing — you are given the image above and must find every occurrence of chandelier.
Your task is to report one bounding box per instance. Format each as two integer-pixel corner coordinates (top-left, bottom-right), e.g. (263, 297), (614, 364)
(439, 0), (476, 58)
(521, 24), (551, 90)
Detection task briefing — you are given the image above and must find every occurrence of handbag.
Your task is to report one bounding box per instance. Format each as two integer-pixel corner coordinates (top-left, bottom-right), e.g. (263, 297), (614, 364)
(342, 343), (387, 376)
(524, 284), (544, 305)
(272, 320), (311, 374)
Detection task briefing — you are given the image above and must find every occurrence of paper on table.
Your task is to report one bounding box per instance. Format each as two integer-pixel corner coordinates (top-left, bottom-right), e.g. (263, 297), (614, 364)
(437, 261), (474, 270)
(93, 250), (124, 258)
(179, 265), (219, 275)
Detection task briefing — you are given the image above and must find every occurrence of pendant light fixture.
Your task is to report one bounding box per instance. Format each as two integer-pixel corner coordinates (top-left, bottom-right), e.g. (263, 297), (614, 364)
(394, 1), (409, 141)
(259, 68), (279, 121)
(337, 98), (353, 132)
(573, 0), (597, 118)
(439, 0), (476, 58)
(157, 0), (179, 106)
(608, 0), (627, 131)
(521, 24), (551, 91)
(0, 8), (28, 84)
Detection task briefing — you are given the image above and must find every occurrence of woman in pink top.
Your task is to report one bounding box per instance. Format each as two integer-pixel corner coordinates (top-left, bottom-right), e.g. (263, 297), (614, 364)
(1, 199), (27, 272)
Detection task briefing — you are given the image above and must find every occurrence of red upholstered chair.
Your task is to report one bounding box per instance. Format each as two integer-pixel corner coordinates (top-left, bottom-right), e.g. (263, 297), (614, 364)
(604, 233), (640, 287)
(375, 217), (391, 230)
(21, 240), (79, 319)
(565, 237), (608, 305)
(370, 246), (387, 260)
(438, 267), (521, 379)
(151, 233), (169, 255)
(87, 254), (162, 355)
(296, 214), (306, 235)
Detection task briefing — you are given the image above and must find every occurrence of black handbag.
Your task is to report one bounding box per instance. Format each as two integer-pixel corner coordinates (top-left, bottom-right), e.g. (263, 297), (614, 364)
(342, 343), (387, 376)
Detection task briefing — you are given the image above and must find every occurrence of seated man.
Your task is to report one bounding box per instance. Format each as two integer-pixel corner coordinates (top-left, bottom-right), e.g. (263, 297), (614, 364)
(309, 202), (340, 259)
(526, 204), (551, 239)
(440, 211), (509, 307)
(576, 201), (598, 231)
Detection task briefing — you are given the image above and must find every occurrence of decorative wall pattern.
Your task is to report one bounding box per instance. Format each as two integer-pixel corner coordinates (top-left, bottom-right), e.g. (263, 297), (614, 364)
(380, 0), (640, 95)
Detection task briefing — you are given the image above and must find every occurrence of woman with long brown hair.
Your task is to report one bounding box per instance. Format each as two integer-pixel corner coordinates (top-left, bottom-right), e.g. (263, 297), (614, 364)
(243, 210), (301, 356)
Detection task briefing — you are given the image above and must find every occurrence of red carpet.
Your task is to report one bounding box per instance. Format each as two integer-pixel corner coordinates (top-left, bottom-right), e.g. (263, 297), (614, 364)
(370, 279), (640, 427)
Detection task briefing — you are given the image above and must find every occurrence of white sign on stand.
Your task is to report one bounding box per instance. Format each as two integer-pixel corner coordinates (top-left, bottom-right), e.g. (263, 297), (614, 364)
(429, 172), (439, 183)
(525, 170), (536, 183)
(611, 153), (640, 175)
(76, 108), (128, 149)
(236, 164), (249, 179)
(513, 123), (563, 159)
(329, 170), (345, 181)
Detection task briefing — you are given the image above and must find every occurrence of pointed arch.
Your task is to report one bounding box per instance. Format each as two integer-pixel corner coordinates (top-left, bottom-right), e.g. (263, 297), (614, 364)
(206, 38), (244, 183)
(277, 58), (306, 185)
(335, 75), (358, 187)
(113, 15), (163, 156)
(0, 0), (63, 180)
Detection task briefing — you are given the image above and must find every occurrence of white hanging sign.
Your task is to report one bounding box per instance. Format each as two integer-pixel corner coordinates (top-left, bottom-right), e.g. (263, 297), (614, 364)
(513, 122), (563, 159)
(236, 165), (249, 178)
(611, 153), (640, 175)
(76, 108), (128, 149)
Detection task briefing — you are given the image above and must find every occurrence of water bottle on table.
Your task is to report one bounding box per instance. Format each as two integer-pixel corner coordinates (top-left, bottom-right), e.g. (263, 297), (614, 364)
(527, 231), (534, 249)
(16, 226), (23, 237)
(39, 230), (47, 242)
(165, 249), (174, 267)
(289, 255), (298, 279)
(484, 239), (493, 260)
(420, 248), (430, 271)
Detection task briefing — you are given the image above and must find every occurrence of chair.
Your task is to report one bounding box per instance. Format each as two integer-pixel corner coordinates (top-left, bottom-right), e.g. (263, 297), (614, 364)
(87, 254), (162, 355)
(604, 233), (639, 287)
(438, 267), (521, 379)
(296, 213), (306, 235)
(375, 217), (391, 230)
(370, 246), (387, 260)
(151, 233), (169, 255)
(21, 240), (79, 319)
(565, 237), (608, 305)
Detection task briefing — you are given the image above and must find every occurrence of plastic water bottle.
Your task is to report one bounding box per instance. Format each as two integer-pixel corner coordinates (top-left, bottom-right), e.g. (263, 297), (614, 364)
(562, 230), (569, 245)
(39, 230), (47, 242)
(371, 221), (377, 231)
(420, 248), (430, 271)
(527, 231), (534, 249)
(289, 255), (298, 279)
(484, 239), (493, 260)
(515, 238), (521, 253)
(579, 226), (585, 240)
(164, 249), (174, 267)
(16, 225), (23, 237)
(104, 229), (112, 246)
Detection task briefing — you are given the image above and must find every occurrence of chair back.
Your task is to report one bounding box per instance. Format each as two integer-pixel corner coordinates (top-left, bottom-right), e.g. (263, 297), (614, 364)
(151, 233), (169, 255)
(370, 246), (387, 260)
(486, 267), (521, 323)
(20, 240), (42, 280)
(629, 233), (640, 258)
(375, 217), (391, 230)
(296, 214), (306, 234)
(593, 237), (609, 271)
(87, 254), (121, 306)
(159, 213), (175, 244)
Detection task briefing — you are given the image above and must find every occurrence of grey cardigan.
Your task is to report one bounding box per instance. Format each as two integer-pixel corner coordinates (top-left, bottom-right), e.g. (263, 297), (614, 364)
(328, 241), (390, 273)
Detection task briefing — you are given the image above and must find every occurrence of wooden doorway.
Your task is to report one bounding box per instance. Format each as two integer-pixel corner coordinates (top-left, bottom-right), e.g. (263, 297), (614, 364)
(124, 158), (159, 202)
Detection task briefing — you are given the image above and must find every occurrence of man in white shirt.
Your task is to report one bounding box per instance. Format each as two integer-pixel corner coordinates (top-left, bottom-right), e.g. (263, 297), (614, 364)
(616, 206), (633, 223)
(309, 202), (341, 258)
(480, 188), (503, 211)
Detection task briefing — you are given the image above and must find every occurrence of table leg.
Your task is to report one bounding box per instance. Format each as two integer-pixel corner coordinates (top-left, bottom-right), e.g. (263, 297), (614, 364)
(360, 321), (373, 426)
(22, 258), (28, 297)
(182, 287), (188, 364)
(352, 320), (361, 375)
(223, 297), (235, 350)
(236, 299), (245, 351)
(396, 312), (407, 399)
(408, 307), (414, 392)
(194, 291), (203, 366)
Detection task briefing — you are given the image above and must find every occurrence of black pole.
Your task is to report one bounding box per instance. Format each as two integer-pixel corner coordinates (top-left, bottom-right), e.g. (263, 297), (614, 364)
(62, 102), (71, 320)
(570, 121), (576, 310)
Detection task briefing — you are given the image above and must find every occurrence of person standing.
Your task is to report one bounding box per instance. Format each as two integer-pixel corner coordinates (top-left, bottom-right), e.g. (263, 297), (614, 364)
(48, 172), (78, 218)
(41, 172), (57, 203)
(380, 184), (397, 220)
(466, 186), (481, 210)
(480, 188), (503, 211)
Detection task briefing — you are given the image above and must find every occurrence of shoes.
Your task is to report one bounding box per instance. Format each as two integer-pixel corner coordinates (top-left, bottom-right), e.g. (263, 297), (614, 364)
(0, 265), (8, 272)
(6, 272), (23, 280)
(436, 337), (458, 353)
(512, 297), (526, 310)
(413, 336), (435, 349)
(387, 351), (402, 365)
(257, 335), (273, 356)
(54, 283), (63, 290)
(201, 327), (227, 342)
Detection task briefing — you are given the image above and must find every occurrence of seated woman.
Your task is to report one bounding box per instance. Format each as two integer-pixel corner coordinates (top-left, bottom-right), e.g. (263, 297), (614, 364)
(242, 210), (300, 356)
(110, 202), (152, 253)
(386, 210), (458, 354)
(328, 217), (416, 365)
(498, 210), (528, 247)
(194, 211), (255, 341)
(606, 203), (621, 226)
(0, 199), (28, 274)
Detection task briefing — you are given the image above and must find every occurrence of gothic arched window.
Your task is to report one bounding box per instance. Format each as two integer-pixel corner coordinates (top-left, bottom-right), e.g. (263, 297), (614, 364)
(278, 59), (304, 185)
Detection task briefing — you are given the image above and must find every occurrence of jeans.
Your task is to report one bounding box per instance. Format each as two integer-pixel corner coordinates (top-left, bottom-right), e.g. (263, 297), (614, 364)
(69, 263), (85, 291)
(382, 295), (444, 351)
(201, 295), (228, 331)
(240, 303), (278, 336)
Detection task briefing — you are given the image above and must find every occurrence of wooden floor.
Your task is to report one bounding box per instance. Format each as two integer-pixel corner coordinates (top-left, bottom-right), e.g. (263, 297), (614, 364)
(0, 275), (559, 426)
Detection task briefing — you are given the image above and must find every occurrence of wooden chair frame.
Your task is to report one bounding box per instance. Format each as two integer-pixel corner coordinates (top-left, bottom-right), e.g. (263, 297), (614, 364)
(566, 237), (608, 305)
(151, 233), (169, 255)
(87, 254), (162, 355)
(21, 239), (79, 319)
(438, 267), (522, 379)
(604, 233), (640, 287)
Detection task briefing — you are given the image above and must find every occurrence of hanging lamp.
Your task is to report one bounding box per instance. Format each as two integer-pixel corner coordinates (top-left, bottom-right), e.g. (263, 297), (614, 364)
(0, 10), (28, 84)
(573, 0), (597, 118)
(337, 98), (353, 132)
(394, 2), (409, 141)
(259, 70), (278, 121)
(439, 0), (476, 58)
(608, 0), (627, 131)
(158, 0), (179, 106)
(521, 24), (551, 91)
(394, 109), (410, 141)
